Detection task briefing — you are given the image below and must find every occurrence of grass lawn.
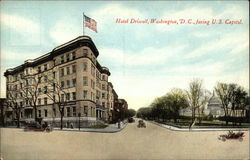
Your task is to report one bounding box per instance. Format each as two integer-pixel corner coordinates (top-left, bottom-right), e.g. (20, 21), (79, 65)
(89, 124), (108, 129)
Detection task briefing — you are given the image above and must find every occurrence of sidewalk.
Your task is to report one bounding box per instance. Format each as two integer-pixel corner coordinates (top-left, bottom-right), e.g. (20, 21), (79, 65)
(150, 121), (250, 132)
(53, 121), (128, 133)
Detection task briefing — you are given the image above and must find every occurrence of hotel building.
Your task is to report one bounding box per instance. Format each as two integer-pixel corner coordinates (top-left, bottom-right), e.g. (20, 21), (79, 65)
(4, 36), (125, 127)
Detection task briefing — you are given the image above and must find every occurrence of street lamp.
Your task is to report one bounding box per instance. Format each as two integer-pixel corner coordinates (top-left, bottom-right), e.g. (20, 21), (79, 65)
(78, 113), (81, 131)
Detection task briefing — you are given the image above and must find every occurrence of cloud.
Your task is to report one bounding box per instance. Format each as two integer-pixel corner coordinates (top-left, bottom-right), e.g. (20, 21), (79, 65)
(1, 50), (41, 64)
(99, 44), (186, 67)
(185, 31), (248, 59)
(1, 13), (42, 46)
(49, 17), (82, 45)
(1, 13), (41, 34)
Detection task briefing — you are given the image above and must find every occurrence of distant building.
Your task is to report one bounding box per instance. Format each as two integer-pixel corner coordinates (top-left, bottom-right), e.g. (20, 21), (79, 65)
(206, 92), (224, 117)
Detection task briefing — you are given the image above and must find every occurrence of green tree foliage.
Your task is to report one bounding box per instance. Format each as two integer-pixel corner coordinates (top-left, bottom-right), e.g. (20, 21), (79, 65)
(137, 88), (189, 122)
(126, 109), (136, 118)
(215, 82), (248, 125)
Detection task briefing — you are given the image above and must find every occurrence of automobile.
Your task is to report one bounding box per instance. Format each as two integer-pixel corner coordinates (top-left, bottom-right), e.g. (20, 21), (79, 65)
(218, 131), (244, 142)
(24, 122), (52, 132)
(137, 120), (146, 128)
(128, 117), (135, 123)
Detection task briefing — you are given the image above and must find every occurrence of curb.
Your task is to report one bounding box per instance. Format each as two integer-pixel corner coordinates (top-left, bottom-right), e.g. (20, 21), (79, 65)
(149, 121), (250, 132)
(53, 123), (128, 133)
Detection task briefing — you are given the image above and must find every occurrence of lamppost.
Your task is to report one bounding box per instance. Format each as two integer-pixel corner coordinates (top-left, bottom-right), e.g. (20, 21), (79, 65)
(78, 113), (81, 131)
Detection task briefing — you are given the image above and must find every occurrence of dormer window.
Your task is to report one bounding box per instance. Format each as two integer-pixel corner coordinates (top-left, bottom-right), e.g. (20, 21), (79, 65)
(44, 64), (47, 71)
(83, 49), (88, 57)
(66, 54), (70, 62)
(61, 56), (64, 64)
(72, 51), (76, 60)
(38, 66), (41, 73)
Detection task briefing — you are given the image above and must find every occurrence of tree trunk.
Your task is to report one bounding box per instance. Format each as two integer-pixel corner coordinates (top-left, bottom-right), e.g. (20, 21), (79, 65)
(198, 107), (201, 124)
(34, 106), (38, 121)
(60, 115), (63, 130)
(16, 111), (20, 128)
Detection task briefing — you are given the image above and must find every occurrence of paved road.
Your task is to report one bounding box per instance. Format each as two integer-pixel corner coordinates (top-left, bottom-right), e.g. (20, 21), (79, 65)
(1, 120), (249, 160)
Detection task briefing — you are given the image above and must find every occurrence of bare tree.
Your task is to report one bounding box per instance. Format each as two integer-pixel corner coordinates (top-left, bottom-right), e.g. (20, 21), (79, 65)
(214, 82), (231, 125)
(186, 79), (203, 124)
(6, 86), (23, 127)
(45, 72), (70, 130)
(18, 74), (44, 122)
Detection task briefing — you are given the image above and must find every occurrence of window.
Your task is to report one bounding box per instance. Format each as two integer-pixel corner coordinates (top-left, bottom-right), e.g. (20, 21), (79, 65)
(83, 90), (87, 99)
(72, 64), (76, 73)
(44, 109), (48, 117)
(53, 108), (56, 117)
(66, 93), (70, 101)
(29, 79), (32, 85)
(72, 51), (76, 60)
(91, 64), (95, 76)
(72, 92), (76, 100)
(66, 54), (70, 62)
(67, 80), (70, 87)
(53, 83), (55, 91)
(102, 93), (105, 98)
(61, 81), (64, 88)
(83, 77), (88, 86)
(20, 83), (23, 88)
(44, 75), (48, 82)
(83, 49), (88, 57)
(72, 107), (76, 117)
(38, 98), (41, 105)
(38, 66), (41, 73)
(38, 110), (41, 117)
(61, 94), (64, 102)
(60, 68), (64, 77)
(53, 72), (56, 78)
(44, 86), (48, 94)
(84, 106), (88, 116)
(72, 79), (76, 87)
(91, 80), (95, 89)
(66, 67), (70, 75)
(102, 102), (105, 108)
(44, 97), (48, 105)
(83, 62), (87, 72)
(102, 75), (105, 80)
(91, 92), (93, 101)
(61, 56), (64, 63)
(38, 77), (41, 83)
(102, 84), (105, 90)
(67, 107), (70, 117)
(44, 64), (47, 71)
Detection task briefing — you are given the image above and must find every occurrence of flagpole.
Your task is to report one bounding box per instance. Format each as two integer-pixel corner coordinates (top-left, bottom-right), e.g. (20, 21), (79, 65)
(83, 12), (85, 36)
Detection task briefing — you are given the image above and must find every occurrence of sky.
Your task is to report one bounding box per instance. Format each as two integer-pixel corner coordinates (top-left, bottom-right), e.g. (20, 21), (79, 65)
(0, 1), (249, 110)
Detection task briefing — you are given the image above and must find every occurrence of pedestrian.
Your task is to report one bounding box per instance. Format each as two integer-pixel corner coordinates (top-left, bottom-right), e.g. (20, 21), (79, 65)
(70, 123), (74, 129)
(118, 119), (121, 129)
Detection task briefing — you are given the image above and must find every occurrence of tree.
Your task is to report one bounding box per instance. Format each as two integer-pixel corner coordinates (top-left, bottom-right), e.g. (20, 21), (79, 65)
(45, 72), (70, 130)
(186, 79), (203, 124)
(136, 107), (152, 119)
(214, 82), (232, 125)
(228, 84), (247, 118)
(19, 74), (44, 122)
(165, 89), (189, 123)
(6, 85), (24, 128)
(126, 109), (136, 118)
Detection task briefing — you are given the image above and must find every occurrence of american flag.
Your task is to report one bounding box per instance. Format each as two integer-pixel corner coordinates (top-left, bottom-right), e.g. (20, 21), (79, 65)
(84, 15), (97, 33)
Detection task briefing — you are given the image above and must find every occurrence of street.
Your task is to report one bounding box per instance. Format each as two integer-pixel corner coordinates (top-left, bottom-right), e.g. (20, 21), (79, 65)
(1, 120), (249, 160)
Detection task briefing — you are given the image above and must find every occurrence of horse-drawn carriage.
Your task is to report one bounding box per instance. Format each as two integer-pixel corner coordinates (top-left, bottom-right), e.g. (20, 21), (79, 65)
(137, 120), (146, 128)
